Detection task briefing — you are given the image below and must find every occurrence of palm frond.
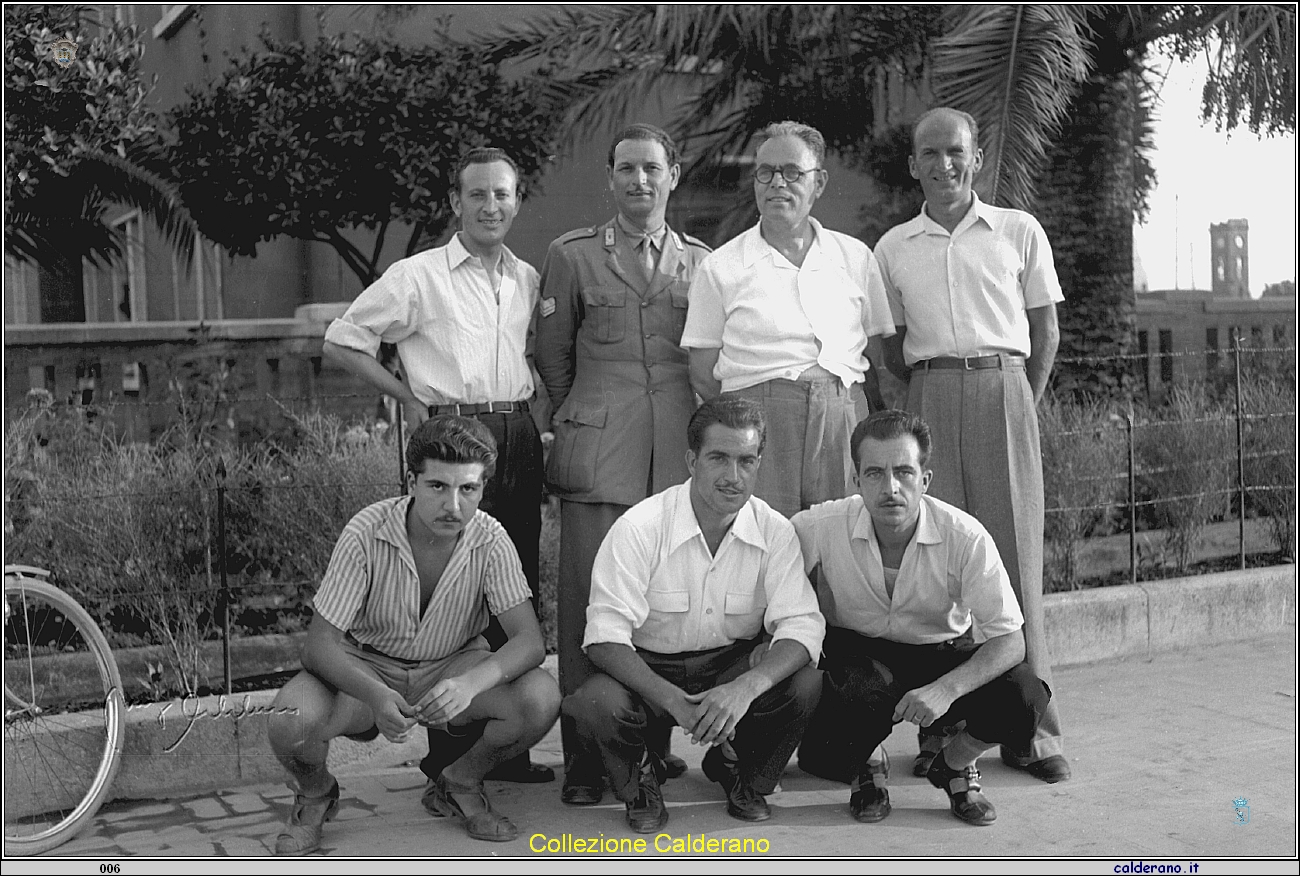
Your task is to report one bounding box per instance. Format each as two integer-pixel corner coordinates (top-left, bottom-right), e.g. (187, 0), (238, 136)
(931, 4), (1095, 211)
(70, 149), (198, 265)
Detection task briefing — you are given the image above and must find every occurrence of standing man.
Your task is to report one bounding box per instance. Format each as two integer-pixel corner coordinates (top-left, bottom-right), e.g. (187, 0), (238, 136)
(564, 398), (824, 833)
(322, 146), (552, 785)
(874, 106), (1068, 783)
(792, 411), (1050, 826)
(535, 123), (711, 804)
(681, 120), (895, 519)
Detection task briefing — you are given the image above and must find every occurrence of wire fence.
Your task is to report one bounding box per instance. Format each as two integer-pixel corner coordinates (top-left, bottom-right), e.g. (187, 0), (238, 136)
(4, 341), (1295, 695)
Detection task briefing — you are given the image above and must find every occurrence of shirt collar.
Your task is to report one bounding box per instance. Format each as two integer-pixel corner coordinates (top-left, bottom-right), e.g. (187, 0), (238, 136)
(851, 493), (942, 548)
(910, 191), (993, 238)
(377, 496), (493, 553)
(669, 480), (769, 554)
(742, 215), (826, 268)
(448, 231), (518, 274)
(615, 213), (671, 251)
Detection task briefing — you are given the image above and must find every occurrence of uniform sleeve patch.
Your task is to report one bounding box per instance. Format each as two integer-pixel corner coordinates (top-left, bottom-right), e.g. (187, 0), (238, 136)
(540, 297), (556, 317)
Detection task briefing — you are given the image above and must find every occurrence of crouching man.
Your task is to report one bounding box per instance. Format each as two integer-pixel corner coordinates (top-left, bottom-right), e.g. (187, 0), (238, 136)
(791, 410), (1050, 826)
(564, 397), (824, 832)
(268, 415), (560, 853)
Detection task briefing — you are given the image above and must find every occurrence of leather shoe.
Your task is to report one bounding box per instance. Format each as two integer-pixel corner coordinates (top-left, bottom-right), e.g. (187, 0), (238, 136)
(625, 753), (669, 833)
(274, 778), (341, 856)
(1001, 750), (1071, 783)
(849, 749), (890, 823)
(702, 746), (771, 823)
(423, 773), (518, 842)
(561, 776), (604, 806)
(485, 758), (555, 784)
(926, 755), (996, 826)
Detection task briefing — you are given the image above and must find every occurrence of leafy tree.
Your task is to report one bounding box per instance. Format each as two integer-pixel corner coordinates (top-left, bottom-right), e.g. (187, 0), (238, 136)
(168, 28), (564, 288)
(4, 4), (194, 321)
(1262, 280), (1295, 298)
(487, 3), (1295, 398)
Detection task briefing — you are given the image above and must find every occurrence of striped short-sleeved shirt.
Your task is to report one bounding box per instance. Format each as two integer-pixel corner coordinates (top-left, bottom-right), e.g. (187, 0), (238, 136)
(311, 497), (531, 661)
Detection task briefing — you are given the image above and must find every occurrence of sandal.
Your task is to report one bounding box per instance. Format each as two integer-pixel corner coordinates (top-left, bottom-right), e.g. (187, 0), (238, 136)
(425, 772), (518, 842)
(274, 778), (341, 855)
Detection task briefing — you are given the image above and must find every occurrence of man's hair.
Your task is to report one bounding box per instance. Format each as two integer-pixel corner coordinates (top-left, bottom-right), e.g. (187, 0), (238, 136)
(911, 107), (981, 154)
(405, 414), (498, 481)
(453, 147), (521, 195)
(850, 409), (932, 471)
(687, 397), (767, 457)
(755, 120), (826, 167)
(608, 123), (680, 168)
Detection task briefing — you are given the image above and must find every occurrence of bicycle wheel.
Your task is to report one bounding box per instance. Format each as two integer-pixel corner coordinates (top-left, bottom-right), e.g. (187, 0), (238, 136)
(4, 574), (126, 856)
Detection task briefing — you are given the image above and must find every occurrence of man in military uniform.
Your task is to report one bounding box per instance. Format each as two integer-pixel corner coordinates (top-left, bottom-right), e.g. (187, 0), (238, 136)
(535, 123), (712, 806)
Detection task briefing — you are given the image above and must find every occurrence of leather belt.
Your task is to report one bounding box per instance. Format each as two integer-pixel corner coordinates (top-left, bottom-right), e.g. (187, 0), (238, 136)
(427, 400), (529, 416)
(913, 354), (1024, 371)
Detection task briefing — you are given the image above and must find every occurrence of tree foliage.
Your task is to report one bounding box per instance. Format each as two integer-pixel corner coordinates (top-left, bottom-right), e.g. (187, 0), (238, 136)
(168, 28), (564, 288)
(3, 4), (194, 270)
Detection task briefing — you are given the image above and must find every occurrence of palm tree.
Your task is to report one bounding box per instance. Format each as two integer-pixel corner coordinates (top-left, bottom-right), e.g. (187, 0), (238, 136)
(485, 3), (1295, 398)
(4, 5), (195, 321)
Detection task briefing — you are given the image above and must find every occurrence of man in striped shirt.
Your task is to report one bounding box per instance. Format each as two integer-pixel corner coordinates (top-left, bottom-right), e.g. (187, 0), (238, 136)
(267, 416), (560, 854)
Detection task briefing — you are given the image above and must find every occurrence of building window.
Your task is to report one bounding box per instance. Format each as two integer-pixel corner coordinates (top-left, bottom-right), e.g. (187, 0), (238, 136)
(1235, 256), (1243, 280)
(153, 4), (195, 39)
(1216, 258), (1225, 282)
(4, 255), (37, 324)
(1158, 329), (1173, 385)
(1206, 327), (1219, 371)
(110, 211), (146, 321)
(1137, 329), (1150, 394)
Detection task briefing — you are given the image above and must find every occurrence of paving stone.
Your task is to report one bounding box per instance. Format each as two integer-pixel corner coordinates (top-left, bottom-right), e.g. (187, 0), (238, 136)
(195, 812), (279, 832)
(218, 791), (271, 814)
(212, 836), (272, 856)
(179, 796), (232, 819)
(333, 804), (378, 822)
(99, 801), (181, 819)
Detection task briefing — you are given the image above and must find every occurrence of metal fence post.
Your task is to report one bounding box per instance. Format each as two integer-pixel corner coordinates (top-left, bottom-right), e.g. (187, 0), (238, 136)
(1127, 408), (1136, 585)
(1234, 333), (1246, 569)
(216, 456), (232, 695)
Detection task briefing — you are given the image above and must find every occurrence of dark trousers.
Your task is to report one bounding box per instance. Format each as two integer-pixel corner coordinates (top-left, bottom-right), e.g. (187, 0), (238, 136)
(563, 640), (822, 802)
(420, 408), (543, 781)
(813, 627), (1050, 777)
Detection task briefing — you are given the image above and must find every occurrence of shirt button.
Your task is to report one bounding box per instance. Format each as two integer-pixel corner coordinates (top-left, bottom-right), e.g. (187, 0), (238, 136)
(641, 301), (649, 308)
(644, 333), (652, 339)
(705, 608), (713, 615)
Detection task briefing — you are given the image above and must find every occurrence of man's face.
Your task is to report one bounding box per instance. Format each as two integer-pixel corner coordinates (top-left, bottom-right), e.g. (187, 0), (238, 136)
(608, 138), (679, 225)
(406, 458), (487, 539)
(753, 134), (826, 230)
(687, 423), (762, 520)
(451, 160), (519, 252)
(909, 112), (983, 211)
(854, 434), (932, 536)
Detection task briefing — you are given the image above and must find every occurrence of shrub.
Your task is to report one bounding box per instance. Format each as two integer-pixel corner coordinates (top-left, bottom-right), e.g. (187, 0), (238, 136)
(1135, 385), (1234, 574)
(1239, 355), (1297, 558)
(1040, 396), (1126, 590)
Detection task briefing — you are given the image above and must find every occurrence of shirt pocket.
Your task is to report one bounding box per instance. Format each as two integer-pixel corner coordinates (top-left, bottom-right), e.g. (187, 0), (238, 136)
(545, 401), (607, 494)
(641, 588), (691, 647)
(722, 590), (767, 641)
(668, 282), (689, 341)
(580, 285), (628, 343)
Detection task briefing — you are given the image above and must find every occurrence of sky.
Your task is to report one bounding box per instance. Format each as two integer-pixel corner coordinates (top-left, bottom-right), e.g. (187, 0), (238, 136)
(1133, 51), (1297, 296)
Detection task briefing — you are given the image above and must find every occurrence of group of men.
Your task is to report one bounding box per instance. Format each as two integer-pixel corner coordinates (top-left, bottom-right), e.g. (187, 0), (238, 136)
(266, 106), (1070, 854)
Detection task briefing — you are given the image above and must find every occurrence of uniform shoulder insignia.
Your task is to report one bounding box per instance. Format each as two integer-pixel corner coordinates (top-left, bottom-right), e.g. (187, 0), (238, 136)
(682, 233), (712, 252)
(556, 226), (600, 245)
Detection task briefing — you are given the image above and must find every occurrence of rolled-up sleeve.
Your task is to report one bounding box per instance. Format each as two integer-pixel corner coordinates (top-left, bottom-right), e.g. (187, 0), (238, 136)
(323, 262), (421, 355)
(582, 516), (651, 649)
(960, 529), (1024, 641)
(862, 250), (897, 339)
(759, 523), (826, 662)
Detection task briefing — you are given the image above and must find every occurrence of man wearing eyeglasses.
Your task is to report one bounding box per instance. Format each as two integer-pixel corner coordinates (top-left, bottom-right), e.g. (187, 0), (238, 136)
(681, 120), (895, 519)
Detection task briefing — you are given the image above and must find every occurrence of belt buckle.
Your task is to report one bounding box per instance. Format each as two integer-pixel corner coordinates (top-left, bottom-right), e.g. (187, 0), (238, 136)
(963, 356), (975, 371)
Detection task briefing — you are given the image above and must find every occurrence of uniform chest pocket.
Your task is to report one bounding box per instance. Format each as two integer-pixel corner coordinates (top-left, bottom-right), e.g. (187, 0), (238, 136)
(580, 286), (627, 343)
(669, 282), (689, 341)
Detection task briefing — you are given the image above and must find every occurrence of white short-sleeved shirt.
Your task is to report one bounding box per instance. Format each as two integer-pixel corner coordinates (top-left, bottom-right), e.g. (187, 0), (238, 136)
(680, 219), (895, 392)
(873, 193), (1064, 365)
(583, 481), (825, 661)
(791, 493), (1023, 645)
(324, 233), (540, 405)
(312, 497), (532, 661)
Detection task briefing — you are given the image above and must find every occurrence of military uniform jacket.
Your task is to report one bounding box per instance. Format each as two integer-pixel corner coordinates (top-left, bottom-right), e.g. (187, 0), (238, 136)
(536, 217), (711, 506)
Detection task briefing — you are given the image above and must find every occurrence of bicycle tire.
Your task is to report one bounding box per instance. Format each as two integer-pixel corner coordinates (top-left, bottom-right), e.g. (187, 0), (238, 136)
(4, 574), (126, 856)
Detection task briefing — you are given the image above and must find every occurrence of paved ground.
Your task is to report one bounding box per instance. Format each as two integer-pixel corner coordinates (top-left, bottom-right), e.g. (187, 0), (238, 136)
(20, 630), (1300, 863)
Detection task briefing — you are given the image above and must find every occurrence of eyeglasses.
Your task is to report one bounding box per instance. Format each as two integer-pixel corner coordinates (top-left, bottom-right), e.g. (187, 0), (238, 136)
(753, 164), (822, 185)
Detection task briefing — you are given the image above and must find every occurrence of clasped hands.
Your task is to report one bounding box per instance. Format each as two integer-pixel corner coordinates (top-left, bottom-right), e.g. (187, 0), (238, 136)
(666, 676), (761, 748)
(370, 675), (484, 743)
